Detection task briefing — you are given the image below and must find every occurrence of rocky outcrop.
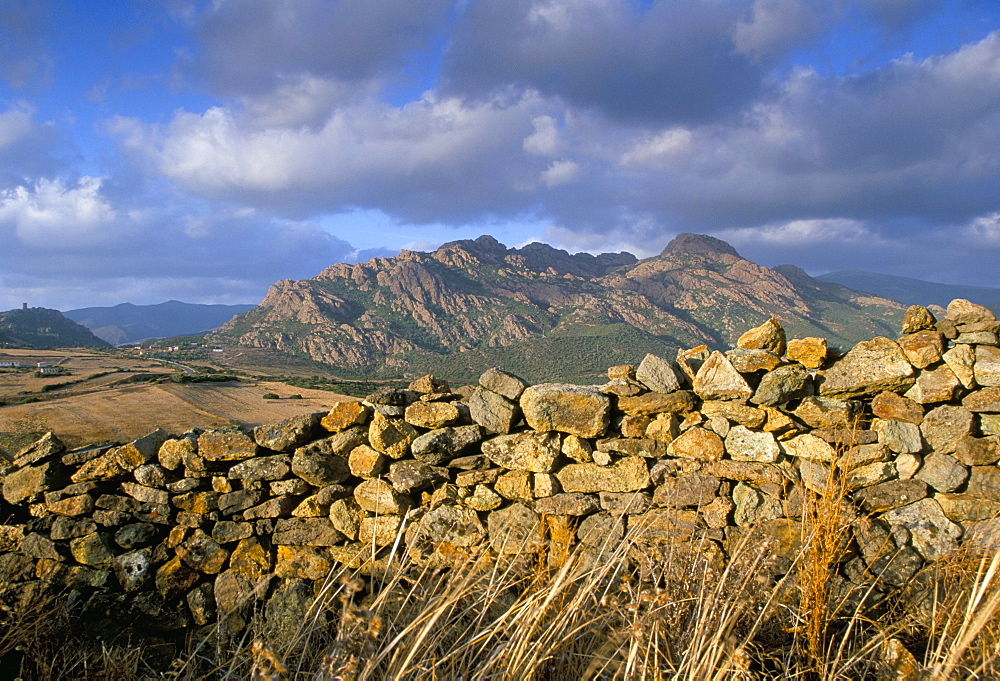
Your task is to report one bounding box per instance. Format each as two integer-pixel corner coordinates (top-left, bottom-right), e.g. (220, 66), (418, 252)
(2, 300), (997, 634)
(208, 234), (903, 378)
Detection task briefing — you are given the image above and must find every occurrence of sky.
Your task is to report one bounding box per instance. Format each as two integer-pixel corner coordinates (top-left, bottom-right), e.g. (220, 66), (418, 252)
(1, 0), (1000, 311)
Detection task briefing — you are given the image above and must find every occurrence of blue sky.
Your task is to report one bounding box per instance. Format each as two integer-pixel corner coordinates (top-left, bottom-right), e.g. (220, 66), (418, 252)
(1, 0), (999, 310)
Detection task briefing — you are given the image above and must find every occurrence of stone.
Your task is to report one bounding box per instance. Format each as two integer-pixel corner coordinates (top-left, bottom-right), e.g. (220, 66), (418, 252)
(70, 450), (127, 483)
(479, 367), (528, 401)
(348, 444), (387, 478)
(725, 425), (780, 463)
(596, 438), (670, 458)
(599, 491), (651, 515)
(641, 413), (678, 443)
(882, 498), (962, 560)
(465, 485), (502, 511)
(488, 503), (545, 553)
(414, 505), (486, 548)
(905, 365), (962, 404)
(252, 413), (320, 452)
(842, 443), (891, 469)
(751, 364), (812, 406)
(845, 462), (896, 491)
(212, 521), (253, 544)
(943, 344), (977, 388)
(230, 537), (271, 578)
(320, 400), (371, 433)
(666, 427), (725, 461)
(366, 386), (417, 408)
(561, 434), (594, 463)
(873, 419), (923, 454)
(114, 548), (152, 591)
(228, 454), (291, 481)
(787, 337), (828, 369)
(653, 473), (720, 508)
(199, 429), (261, 461)
(980, 413), (1000, 436)
(114, 522), (158, 549)
(628, 508), (699, 543)
(780, 433), (836, 462)
(411, 425), (484, 465)
(706, 460), (789, 486)
(732, 483), (782, 526)
(557, 457), (650, 493)
(328, 498), (365, 540)
(114, 429), (170, 470)
(871, 391), (924, 424)
(354, 479), (411, 515)
(468, 387), (521, 434)
(676, 345), (710, 383)
(737, 317), (786, 355)
(13, 432), (65, 468)
(455, 468), (503, 486)
(532, 473), (559, 498)
(388, 460), (447, 494)
(693, 352), (754, 401)
(242, 495), (299, 520)
(946, 298), (995, 325)
(600, 377), (644, 397)
(214, 569), (255, 614)
(70, 532), (115, 567)
(934, 493), (1000, 522)
(520, 384), (611, 438)
(158, 436), (196, 471)
(369, 411), (420, 459)
(794, 396), (863, 429)
(217, 489), (263, 516)
(578, 513), (625, 549)
(726, 348), (782, 374)
(404, 401), (461, 429)
(49, 517), (96, 541)
(819, 337), (915, 398)
(921, 405), (975, 454)
(534, 493), (600, 516)
(46, 494), (93, 517)
(121, 482), (169, 505)
(409, 374), (450, 394)
(854, 480), (929, 513)
(964, 387), (1000, 412)
(915, 453), (968, 492)
(901, 305), (937, 334)
(975, 345), (1000, 387)
(4, 460), (66, 504)
(187, 582), (216, 626)
(273, 518), (343, 546)
(358, 516), (405, 546)
(635, 353), (683, 393)
(292, 433), (358, 486)
(617, 391), (698, 416)
(953, 435), (1000, 466)
(133, 463), (167, 488)
(177, 529), (228, 573)
(482, 430), (561, 473)
(495, 471), (534, 501)
(798, 459), (832, 494)
(275, 545), (334, 580)
(897, 331), (945, 369)
(700, 401), (767, 428)
(966, 466), (1000, 501)
(608, 364), (635, 380)
(156, 555), (200, 600)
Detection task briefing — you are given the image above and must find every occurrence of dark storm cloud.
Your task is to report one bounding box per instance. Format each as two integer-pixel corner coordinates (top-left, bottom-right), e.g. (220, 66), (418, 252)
(188, 0), (452, 96)
(441, 0), (763, 125)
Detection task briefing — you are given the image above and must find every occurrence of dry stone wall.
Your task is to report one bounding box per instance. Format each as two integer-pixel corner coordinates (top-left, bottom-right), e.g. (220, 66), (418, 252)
(1, 299), (1000, 632)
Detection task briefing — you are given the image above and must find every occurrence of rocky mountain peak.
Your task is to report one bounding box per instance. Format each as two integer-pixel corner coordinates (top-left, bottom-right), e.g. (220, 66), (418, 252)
(660, 233), (741, 259)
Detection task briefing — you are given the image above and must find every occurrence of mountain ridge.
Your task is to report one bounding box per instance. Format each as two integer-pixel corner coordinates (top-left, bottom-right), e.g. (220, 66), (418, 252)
(818, 270), (1000, 314)
(207, 234), (905, 381)
(65, 300), (255, 346)
(0, 307), (111, 349)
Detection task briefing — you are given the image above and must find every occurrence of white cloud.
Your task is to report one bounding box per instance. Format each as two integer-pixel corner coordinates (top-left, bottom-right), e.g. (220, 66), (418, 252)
(540, 159), (580, 187)
(523, 114), (562, 156)
(734, 0), (830, 60)
(0, 177), (119, 249)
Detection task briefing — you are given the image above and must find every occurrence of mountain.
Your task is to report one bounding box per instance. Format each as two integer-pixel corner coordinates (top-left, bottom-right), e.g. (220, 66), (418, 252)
(208, 234), (905, 382)
(0, 307), (111, 349)
(65, 300), (255, 346)
(818, 270), (1000, 315)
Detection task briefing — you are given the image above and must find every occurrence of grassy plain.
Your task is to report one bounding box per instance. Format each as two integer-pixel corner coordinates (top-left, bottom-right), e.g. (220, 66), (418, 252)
(0, 348), (352, 452)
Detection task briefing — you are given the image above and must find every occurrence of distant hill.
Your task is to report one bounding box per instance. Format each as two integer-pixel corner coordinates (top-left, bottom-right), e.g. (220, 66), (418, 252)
(208, 234), (905, 382)
(65, 300), (255, 346)
(818, 270), (1000, 314)
(0, 307), (111, 349)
